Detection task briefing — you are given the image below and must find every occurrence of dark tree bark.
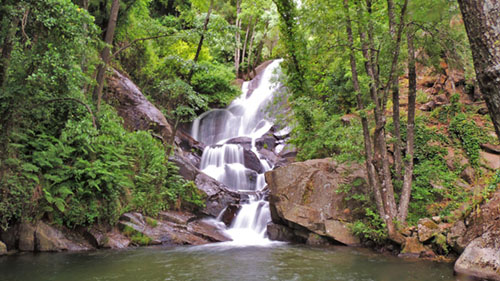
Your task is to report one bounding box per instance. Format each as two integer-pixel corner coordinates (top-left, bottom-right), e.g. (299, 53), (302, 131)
(457, 0), (500, 141)
(93, 0), (120, 113)
(187, 0), (214, 81)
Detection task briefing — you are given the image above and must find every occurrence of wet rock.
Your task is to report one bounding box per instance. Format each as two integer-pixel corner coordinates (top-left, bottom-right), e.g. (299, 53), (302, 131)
(0, 224), (18, 251)
(226, 137), (252, 150)
(480, 151), (500, 170)
(0, 241), (6, 255)
(266, 158), (367, 245)
(266, 222), (304, 243)
(278, 143), (297, 159)
(105, 69), (173, 142)
(417, 218), (440, 243)
(158, 211), (196, 225)
(176, 129), (205, 156)
(169, 153), (240, 217)
(256, 135), (278, 150)
(243, 148), (264, 173)
(258, 148), (279, 167)
(454, 231), (500, 281)
(220, 204), (241, 226)
(273, 126), (291, 140)
(170, 153), (199, 181)
(186, 220), (230, 242)
(18, 223), (36, 252)
(306, 233), (331, 246)
(195, 173), (240, 217)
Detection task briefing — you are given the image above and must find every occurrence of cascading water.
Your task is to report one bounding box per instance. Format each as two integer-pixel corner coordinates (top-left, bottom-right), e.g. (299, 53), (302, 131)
(191, 59), (283, 245)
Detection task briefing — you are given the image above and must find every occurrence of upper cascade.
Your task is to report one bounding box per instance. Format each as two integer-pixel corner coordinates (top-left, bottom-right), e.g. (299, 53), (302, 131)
(191, 59), (283, 146)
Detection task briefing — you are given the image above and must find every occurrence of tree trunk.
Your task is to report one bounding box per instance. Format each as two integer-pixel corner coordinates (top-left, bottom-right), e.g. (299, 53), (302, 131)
(344, 0), (386, 221)
(397, 25), (417, 222)
(246, 19), (257, 75)
(234, 0), (242, 77)
(188, 0), (213, 81)
(241, 16), (252, 67)
(457, 0), (500, 141)
(93, 0), (120, 113)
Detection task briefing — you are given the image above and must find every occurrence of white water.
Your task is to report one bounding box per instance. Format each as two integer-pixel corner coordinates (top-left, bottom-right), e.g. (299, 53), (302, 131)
(192, 59), (283, 246)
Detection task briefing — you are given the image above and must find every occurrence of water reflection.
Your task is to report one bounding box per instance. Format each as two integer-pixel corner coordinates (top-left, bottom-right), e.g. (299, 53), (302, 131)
(0, 245), (458, 281)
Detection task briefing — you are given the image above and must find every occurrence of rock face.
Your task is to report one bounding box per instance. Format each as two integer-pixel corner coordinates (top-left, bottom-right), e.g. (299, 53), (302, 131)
(105, 69), (173, 141)
(4, 222), (91, 252)
(453, 189), (500, 279)
(117, 212), (230, 246)
(195, 173), (241, 217)
(454, 231), (500, 281)
(266, 158), (367, 245)
(169, 153), (241, 218)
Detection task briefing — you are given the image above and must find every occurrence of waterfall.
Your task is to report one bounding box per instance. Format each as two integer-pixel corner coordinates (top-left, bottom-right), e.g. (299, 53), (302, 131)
(191, 59), (283, 245)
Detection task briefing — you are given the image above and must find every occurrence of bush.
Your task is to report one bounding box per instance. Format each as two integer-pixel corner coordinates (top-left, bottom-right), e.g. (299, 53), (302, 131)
(0, 106), (202, 230)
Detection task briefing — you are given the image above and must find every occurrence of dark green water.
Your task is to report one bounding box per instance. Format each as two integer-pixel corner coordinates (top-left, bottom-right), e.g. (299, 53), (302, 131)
(0, 243), (458, 281)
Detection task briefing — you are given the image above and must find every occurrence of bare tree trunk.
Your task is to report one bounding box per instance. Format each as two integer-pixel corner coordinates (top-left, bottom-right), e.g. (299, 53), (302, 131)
(246, 20), (257, 74)
(93, 0), (120, 113)
(457, 0), (500, 141)
(234, 0), (242, 77)
(241, 16), (252, 67)
(397, 24), (417, 222)
(344, 0), (386, 221)
(188, 0), (213, 81)
(250, 21), (268, 76)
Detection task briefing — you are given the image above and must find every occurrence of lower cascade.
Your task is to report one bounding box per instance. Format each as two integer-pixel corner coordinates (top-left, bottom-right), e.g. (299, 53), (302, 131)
(191, 59), (283, 245)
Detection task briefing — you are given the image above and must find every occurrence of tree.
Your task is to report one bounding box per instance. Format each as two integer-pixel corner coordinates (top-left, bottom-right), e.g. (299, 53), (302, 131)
(457, 0), (500, 142)
(93, 0), (120, 113)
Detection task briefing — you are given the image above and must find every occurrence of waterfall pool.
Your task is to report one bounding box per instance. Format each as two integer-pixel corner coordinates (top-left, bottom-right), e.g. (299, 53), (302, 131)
(0, 244), (459, 281)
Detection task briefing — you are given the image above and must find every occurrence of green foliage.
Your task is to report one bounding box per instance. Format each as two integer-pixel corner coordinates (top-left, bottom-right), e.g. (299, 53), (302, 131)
(191, 61), (241, 107)
(449, 113), (488, 167)
(289, 100), (364, 162)
(1, 106), (200, 230)
(121, 225), (153, 246)
(351, 208), (388, 244)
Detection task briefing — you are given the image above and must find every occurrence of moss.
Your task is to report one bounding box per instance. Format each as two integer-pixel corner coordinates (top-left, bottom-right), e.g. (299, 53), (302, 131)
(302, 181), (314, 204)
(121, 224), (153, 246)
(145, 217), (158, 228)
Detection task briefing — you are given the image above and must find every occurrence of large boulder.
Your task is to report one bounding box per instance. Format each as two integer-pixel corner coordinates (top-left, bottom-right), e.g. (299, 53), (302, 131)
(266, 158), (367, 245)
(105, 69), (173, 141)
(454, 231), (500, 281)
(14, 222), (91, 252)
